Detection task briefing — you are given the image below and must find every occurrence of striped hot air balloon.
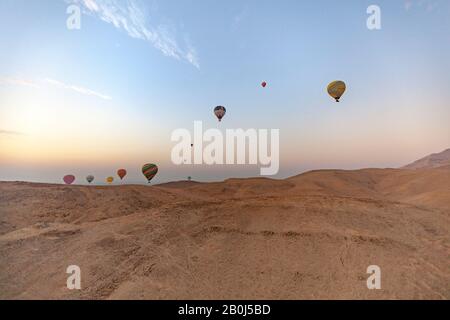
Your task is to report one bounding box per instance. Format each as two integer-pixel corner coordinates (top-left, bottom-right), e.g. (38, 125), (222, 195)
(214, 106), (226, 122)
(142, 164), (158, 183)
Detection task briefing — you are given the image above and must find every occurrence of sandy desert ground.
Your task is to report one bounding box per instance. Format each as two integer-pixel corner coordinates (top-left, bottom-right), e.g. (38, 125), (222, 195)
(0, 155), (449, 299)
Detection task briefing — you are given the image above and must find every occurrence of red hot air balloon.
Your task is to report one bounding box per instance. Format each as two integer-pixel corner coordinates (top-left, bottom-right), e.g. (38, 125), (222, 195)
(117, 169), (127, 180)
(261, 81), (267, 88)
(63, 175), (75, 185)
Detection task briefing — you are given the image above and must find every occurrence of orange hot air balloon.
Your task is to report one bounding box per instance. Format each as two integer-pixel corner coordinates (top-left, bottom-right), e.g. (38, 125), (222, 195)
(117, 169), (127, 180)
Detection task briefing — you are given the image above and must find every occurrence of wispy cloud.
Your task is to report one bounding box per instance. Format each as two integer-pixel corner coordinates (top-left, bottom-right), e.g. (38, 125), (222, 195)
(0, 129), (24, 136)
(0, 76), (112, 100)
(0, 77), (40, 89)
(404, 0), (413, 10)
(404, 0), (440, 12)
(232, 6), (248, 31)
(44, 78), (112, 100)
(68, 0), (200, 68)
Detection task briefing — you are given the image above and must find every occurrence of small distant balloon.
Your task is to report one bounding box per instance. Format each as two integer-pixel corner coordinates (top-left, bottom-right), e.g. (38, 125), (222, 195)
(63, 175), (75, 185)
(327, 80), (346, 102)
(261, 81), (267, 88)
(142, 163), (158, 183)
(117, 169), (127, 180)
(214, 106), (226, 122)
(86, 175), (94, 184)
(106, 176), (114, 184)
(188, 176), (192, 181)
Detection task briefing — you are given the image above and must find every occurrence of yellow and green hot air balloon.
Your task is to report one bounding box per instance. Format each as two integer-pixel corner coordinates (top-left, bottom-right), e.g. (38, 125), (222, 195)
(142, 164), (158, 183)
(327, 80), (346, 102)
(106, 176), (114, 184)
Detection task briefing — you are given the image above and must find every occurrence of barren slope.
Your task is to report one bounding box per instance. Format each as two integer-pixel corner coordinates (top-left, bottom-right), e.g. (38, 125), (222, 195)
(403, 149), (450, 170)
(0, 167), (449, 299)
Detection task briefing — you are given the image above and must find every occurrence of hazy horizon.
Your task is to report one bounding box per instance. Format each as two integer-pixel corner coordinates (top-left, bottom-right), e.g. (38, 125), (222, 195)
(1, 0), (449, 184)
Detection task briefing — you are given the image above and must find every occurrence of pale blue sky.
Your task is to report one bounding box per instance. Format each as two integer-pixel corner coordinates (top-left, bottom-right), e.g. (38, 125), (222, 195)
(0, 0), (449, 184)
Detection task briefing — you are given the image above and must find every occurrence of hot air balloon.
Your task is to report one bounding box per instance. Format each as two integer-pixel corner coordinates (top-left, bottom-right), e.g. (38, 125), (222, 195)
(214, 106), (226, 122)
(261, 81), (267, 88)
(142, 164), (158, 183)
(327, 81), (346, 102)
(86, 175), (94, 184)
(117, 169), (127, 180)
(63, 175), (75, 185)
(106, 176), (114, 184)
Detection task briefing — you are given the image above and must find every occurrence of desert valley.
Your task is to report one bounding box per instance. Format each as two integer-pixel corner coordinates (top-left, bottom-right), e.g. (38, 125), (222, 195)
(0, 149), (449, 299)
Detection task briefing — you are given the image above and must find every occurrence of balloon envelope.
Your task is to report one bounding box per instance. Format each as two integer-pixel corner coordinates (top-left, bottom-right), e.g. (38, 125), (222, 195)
(117, 169), (127, 180)
(142, 164), (158, 183)
(106, 177), (114, 184)
(261, 81), (267, 88)
(327, 81), (346, 102)
(214, 106), (226, 122)
(63, 175), (75, 185)
(86, 175), (94, 184)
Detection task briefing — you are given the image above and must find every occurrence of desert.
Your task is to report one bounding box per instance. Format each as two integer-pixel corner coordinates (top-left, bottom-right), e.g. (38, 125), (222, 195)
(0, 151), (449, 300)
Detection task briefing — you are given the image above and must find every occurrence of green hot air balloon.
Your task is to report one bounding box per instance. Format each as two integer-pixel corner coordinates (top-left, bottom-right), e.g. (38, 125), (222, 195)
(142, 164), (158, 183)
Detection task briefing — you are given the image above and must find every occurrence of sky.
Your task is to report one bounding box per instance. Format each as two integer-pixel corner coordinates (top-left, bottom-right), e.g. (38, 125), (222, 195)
(0, 0), (449, 184)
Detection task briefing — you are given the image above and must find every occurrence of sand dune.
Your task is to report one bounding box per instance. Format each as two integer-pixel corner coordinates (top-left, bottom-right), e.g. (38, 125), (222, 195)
(0, 167), (449, 299)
